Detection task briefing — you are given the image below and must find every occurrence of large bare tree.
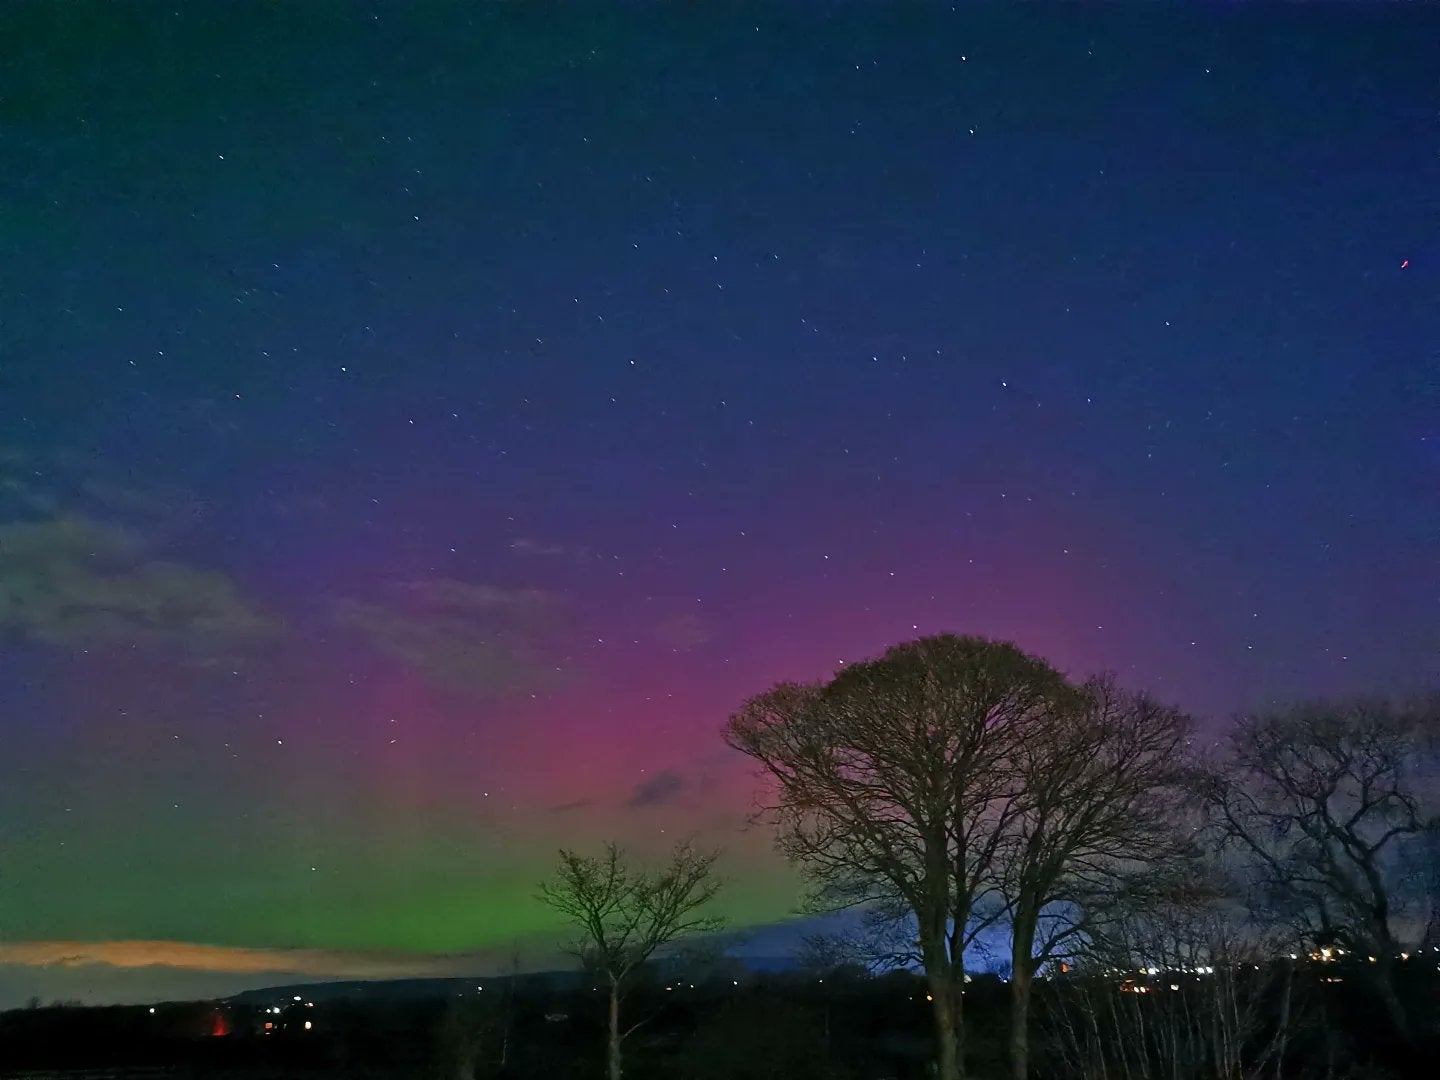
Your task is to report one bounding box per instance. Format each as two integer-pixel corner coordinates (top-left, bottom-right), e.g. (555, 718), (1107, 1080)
(1198, 699), (1439, 1040)
(1000, 675), (1194, 1080)
(539, 840), (724, 1080)
(726, 634), (1074, 1080)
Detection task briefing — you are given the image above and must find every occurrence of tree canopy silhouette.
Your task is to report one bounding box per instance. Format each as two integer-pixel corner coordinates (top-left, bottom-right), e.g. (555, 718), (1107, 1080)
(726, 634), (1073, 1080)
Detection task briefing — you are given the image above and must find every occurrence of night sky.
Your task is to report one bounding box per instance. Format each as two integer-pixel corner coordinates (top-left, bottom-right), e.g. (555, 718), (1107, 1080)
(2, 4), (1437, 1007)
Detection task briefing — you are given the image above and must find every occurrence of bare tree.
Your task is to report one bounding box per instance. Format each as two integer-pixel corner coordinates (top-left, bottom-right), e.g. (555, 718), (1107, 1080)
(1040, 869), (1305, 1080)
(1197, 699), (1439, 1041)
(726, 634), (1074, 1080)
(432, 994), (495, 1080)
(497, 950), (520, 1070)
(538, 840), (724, 1080)
(1001, 676), (1195, 1080)
(793, 925), (886, 980)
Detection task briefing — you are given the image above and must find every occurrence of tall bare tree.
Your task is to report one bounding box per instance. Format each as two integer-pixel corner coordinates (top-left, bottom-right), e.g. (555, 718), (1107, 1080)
(1198, 699), (1438, 1041)
(726, 635), (1074, 1080)
(1000, 675), (1194, 1080)
(538, 840), (724, 1080)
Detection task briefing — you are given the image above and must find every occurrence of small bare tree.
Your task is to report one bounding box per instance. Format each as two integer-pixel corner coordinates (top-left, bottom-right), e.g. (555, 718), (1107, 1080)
(1197, 699), (1438, 1041)
(727, 634), (1074, 1080)
(1041, 871), (1304, 1080)
(538, 840), (724, 1080)
(432, 994), (495, 1080)
(1001, 675), (1195, 1080)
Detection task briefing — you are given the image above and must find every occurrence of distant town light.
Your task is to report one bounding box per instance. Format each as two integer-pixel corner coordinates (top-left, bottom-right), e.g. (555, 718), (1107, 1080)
(148, 1007), (156, 1014)
(304, 1020), (313, 1031)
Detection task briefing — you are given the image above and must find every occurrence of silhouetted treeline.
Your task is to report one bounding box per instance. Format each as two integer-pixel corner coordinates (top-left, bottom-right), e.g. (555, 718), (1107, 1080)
(727, 636), (1440, 1080)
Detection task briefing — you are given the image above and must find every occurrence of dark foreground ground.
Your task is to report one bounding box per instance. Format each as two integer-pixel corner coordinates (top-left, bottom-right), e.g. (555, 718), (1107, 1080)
(3, 961), (1438, 1080)
(5, 969), (934, 1080)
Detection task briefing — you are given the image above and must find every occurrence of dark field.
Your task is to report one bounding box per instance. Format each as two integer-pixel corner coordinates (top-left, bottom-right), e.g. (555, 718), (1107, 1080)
(5, 959), (1439, 1080)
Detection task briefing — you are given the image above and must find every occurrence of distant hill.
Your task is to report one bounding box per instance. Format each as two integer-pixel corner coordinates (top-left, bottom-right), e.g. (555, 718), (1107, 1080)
(228, 971), (575, 1005)
(228, 956), (799, 1005)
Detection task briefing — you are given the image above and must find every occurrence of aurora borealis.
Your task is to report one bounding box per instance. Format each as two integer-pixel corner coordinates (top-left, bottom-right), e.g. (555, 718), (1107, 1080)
(2, 5), (1436, 1007)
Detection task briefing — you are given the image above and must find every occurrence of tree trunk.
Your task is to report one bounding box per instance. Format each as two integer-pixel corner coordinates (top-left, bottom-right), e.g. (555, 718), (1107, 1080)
(1371, 956), (1410, 1044)
(608, 983), (622, 1080)
(500, 990), (511, 1068)
(1008, 904), (1039, 1080)
(1273, 958), (1292, 1080)
(954, 971), (967, 1076)
(1009, 962), (1033, 1080)
(929, 971), (963, 1080)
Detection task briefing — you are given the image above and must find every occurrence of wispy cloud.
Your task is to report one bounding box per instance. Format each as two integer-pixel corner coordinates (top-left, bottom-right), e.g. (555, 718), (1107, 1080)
(1, 447), (208, 536)
(510, 537), (566, 558)
(508, 537), (593, 564)
(627, 769), (686, 808)
(335, 579), (567, 698)
(653, 612), (715, 650)
(0, 516), (279, 663)
(0, 940), (483, 978)
(0, 926), (810, 1008)
(550, 798), (595, 814)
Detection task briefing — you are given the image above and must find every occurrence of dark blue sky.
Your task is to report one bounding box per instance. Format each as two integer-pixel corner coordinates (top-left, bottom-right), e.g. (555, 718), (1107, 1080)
(0, 2), (1436, 1005)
